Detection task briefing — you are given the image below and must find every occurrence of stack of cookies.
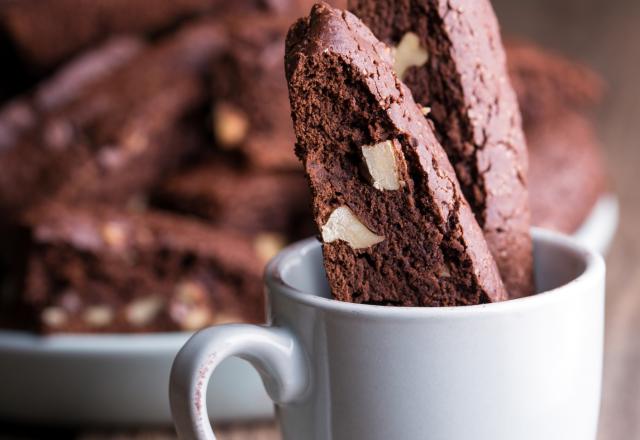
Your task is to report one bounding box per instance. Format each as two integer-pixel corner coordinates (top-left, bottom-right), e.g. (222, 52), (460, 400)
(0, 0), (606, 332)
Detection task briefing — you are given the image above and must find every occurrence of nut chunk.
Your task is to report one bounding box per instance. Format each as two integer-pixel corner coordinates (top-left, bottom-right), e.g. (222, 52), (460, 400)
(361, 140), (404, 191)
(321, 206), (385, 249)
(393, 32), (428, 80)
(285, 4), (506, 306)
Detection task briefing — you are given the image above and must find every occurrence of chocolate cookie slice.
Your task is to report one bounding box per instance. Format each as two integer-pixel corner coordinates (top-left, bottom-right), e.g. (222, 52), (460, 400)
(349, 0), (534, 298)
(506, 40), (607, 234)
(506, 38), (604, 128)
(0, 0), (237, 70)
(153, 158), (313, 240)
(0, 20), (225, 218)
(527, 112), (606, 234)
(0, 0), (335, 72)
(285, 4), (506, 306)
(14, 203), (264, 334)
(209, 4), (349, 170)
(211, 15), (298, 170)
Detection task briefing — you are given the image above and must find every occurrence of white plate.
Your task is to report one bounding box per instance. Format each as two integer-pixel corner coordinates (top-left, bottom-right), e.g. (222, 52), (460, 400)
(0, 331), (273, 425)
(0, 194), (619, 426)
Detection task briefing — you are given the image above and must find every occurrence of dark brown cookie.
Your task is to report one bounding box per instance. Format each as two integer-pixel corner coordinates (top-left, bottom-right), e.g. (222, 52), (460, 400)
(0, 0), (337, 73)
(211, 15), (299, 170)
(15, 203), (264, 334)
(527, 112), (606, 234)
(0, 0), (276, 70)
(506, 38), (604, 129)
(286, 4), (506, 306)
(506, 39), (607, 233)
(349, 0), (534, 298)
(209, 3), (349, 170)
(0, 20), (226, 218)
(153, 158), (313, 241)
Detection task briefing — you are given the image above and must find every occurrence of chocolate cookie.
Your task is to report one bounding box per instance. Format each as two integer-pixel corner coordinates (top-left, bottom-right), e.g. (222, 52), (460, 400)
(349, 0), (534, 298)
(16, 203), (264, 334)
(0, 0), (242, 70)
(506, 39), (604, 129)
(0, 0), (338, 73)
(506, 39), (607, 233)
(211, 15), (299, 170)
(209, 4), (349, 170)
(0, 36), (144, 155)
(526, 112), (606, 234)
(286, 4), (506, 306)
(153, 158), (313, 240)
(0, 20), (225, 218)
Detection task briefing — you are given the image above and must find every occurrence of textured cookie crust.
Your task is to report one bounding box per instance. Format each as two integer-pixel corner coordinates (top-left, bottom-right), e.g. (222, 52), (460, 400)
(286, 4), (506, 306)
(349, 0), (534, 298)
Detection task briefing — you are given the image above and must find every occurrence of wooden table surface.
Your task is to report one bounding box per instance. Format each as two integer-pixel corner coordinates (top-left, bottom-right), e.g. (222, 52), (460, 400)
(2, 0), (638, 439)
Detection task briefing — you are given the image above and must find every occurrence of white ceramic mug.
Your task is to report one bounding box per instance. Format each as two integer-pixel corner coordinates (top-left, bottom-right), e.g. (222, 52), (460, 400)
(170, 228), (605, 440)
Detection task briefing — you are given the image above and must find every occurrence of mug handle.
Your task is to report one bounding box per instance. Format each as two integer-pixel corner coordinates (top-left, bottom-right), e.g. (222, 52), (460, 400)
(169, 324), (310, 440)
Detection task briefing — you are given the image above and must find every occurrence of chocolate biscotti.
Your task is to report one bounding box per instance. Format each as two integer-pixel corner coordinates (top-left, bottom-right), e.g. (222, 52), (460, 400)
(286, 4), (506, 306)
(506, 39), (604, 129)
(0, 0), (221, 70)
(526, 113), (606, 234)
(211, 15), (299, 170)
(153, 158), (313, 240)
(17, 203), (264, 334)
(0, 0), (338, 72)
(349, 0), (534, 298)
(506, 40), (607, 233)
(0, 20), (225, 218)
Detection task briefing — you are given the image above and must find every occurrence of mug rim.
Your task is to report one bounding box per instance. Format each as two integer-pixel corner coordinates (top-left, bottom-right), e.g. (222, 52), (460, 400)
(264, 227), (605, 318)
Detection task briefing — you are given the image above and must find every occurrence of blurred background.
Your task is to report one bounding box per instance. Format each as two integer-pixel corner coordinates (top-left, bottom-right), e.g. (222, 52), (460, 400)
(0, 0), (637, 438)
(494, 1), (639, 439)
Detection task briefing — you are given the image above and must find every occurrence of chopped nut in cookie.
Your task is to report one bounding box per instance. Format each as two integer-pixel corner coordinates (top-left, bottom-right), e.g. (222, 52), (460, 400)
(361, 140), (404, 191)
(321, 206), (384, 249)
(83, 305), (114, 327)
(170, 281), (214, 331)
(41, 307), (68, 328)
(393, 32), (428, 80)
(126, 296), (165, 327)
(213, 102), (249, 148)
(254, 232), (286, 263)
(123, 128), (149, 153)
(101, 221), (128, 250)
(180, 309), (212, 330)
(212, 313), (242, 325)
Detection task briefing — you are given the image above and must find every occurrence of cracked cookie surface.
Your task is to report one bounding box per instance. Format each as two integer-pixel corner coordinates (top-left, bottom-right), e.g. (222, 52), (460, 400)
(285, 3), (506, 306)
(349, 0), (534, 298)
